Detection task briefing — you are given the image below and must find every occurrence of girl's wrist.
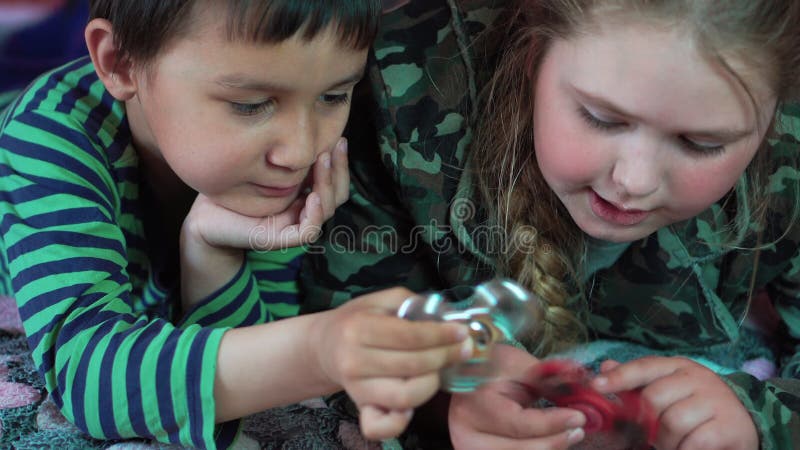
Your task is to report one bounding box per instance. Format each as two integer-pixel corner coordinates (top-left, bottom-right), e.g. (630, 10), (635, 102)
(493, 344), (541, 379)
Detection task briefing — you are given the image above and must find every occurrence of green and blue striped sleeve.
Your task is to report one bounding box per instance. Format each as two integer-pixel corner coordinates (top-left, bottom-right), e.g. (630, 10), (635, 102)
(0, 106), (228, 447)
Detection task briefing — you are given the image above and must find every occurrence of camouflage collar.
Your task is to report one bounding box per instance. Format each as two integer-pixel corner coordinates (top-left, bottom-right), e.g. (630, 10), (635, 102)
(449, 152), (496, 268)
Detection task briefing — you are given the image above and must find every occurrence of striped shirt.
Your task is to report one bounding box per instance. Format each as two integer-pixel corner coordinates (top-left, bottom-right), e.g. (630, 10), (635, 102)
(0, 56), (305, 449)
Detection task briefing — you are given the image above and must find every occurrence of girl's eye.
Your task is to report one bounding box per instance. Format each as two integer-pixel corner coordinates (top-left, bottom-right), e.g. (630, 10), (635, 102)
(320, 93), (350, 106)
(679, 137), (726, 156)
(230, 99), (276, 116)
(578, 107), (625, 130)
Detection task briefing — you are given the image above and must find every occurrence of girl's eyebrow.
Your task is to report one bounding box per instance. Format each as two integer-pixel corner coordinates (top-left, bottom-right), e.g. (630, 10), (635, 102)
(572, 86), (636, 118)
(572, 86), (753, 142)
(214, 68), (365, 92)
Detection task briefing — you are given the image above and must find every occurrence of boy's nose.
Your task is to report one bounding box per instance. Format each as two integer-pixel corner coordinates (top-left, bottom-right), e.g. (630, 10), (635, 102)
(266, 110), (318, 170)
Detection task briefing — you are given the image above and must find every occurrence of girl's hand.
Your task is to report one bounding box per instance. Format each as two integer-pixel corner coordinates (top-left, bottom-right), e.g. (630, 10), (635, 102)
(448, 345), (587, 450)
(592, 356), (759, 450)
(309, 287), (473, 440)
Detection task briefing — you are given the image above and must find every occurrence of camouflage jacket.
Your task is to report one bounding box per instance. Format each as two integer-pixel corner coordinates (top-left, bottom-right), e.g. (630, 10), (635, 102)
(300, 0), (800, 447)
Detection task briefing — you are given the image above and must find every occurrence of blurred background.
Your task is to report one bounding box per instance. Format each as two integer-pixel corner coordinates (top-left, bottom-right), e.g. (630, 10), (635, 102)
(0, 0), (89, 106)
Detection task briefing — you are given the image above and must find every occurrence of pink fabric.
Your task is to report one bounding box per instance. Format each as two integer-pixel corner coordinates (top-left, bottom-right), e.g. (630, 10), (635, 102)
(0, 296), (23, 335)
(0, 355), (20, 378)
(742, 357), (778, 381)
(0, 380), (41, 408)
(36, 395), (79, 432)
(0, 0), (66, 26)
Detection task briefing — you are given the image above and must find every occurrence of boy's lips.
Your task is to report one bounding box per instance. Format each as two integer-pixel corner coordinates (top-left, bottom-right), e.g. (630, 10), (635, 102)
(251, 182), (301, 197)
(251, 171), (313, 197)
(589, 191), (650, 226)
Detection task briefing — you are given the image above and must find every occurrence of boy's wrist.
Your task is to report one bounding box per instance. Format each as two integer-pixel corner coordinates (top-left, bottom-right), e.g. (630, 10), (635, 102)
(303, 310), (340, 389)
(179, 221), (245, 312)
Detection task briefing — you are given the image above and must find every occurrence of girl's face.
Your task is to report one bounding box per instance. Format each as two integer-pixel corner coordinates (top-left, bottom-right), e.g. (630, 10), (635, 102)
(126, 6), (367, 217)
(533, 18), (776, 242)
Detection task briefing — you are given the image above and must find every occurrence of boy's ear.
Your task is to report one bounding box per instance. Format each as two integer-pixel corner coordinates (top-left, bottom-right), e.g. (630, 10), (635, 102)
(85, 18), (137, 101)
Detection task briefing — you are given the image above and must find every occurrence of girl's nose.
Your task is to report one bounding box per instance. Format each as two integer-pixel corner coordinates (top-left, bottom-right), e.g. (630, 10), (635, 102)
(610, 139), (661, 199)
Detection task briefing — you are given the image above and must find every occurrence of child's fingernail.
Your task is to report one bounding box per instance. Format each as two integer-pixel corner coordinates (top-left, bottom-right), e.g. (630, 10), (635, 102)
(337, 138), (348, 153)
(460, 337), (475, 359)
(321, 153), (331, 169)
(461, 337), (475, 360)
(452, 324), (469, 340)
(566, 414), (585, 428)
(593, 376), (608, 388)
(567, 428), (585, 445)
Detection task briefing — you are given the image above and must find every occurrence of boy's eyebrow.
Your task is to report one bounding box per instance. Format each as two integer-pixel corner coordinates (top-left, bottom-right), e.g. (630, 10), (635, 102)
(328, 71), (366, 89)
(214, 69), (365, 92)
(573, 86), (753, 141)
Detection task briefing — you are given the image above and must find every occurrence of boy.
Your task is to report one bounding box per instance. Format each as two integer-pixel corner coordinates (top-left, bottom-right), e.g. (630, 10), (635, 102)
(0, 1), (472, 447)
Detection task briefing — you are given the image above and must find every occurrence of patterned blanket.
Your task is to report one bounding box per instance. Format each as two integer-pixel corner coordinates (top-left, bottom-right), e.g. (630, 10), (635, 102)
(1, 293), (776, 449)
(0, 295), (385, 449)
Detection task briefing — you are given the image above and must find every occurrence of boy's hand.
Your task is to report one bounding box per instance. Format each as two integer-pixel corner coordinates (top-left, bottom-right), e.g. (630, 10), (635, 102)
(186, 137), (350, 251)
(180, 138), (348, 309)
(591, 356), (759, 450)
(449, 345), (587, 450)
(309, 287), (473, 440)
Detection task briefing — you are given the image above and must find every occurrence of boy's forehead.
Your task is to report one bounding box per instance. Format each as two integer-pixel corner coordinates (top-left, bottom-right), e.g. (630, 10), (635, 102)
(151, 22), (368, 91)
(183, 0), (371, 50)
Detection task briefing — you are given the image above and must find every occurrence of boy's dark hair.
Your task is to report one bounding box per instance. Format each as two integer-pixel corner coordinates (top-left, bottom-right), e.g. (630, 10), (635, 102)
(89, 0), (381, 67)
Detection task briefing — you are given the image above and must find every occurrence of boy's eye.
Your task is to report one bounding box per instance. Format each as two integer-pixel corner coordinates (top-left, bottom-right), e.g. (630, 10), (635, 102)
(320, 93), (350, 106)
(578, 107), (625, 130)
(679, 137), (725, 156)
(230, 99), (276, 116)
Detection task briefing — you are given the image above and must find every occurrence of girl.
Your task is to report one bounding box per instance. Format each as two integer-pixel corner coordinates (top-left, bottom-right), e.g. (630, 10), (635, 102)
(0, 1), (473, 448)
(303, 0), (800, 448)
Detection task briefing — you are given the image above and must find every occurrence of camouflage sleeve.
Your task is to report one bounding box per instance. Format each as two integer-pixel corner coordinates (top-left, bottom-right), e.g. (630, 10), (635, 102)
(724, 289), (800, 450)
(299, 0), (508, 311)
(298, 73), (446, 310)
(723, 104), (800, 450)
(723, 371), (800, 450)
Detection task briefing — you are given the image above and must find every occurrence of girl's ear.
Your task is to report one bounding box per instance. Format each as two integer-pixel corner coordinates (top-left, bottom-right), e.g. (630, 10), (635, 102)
(85, 18), (137, 101)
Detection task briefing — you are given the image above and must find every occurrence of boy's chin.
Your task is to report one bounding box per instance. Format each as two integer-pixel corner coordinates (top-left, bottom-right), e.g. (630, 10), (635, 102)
(221, 195), (302, 219)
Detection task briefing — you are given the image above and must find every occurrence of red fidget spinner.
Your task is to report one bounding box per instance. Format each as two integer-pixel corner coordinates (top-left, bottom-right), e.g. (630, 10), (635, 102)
(521, 360), (659, 449)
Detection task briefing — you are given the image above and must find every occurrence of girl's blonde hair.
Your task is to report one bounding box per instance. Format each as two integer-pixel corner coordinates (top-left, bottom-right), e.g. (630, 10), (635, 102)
(472, 0), (800, 356)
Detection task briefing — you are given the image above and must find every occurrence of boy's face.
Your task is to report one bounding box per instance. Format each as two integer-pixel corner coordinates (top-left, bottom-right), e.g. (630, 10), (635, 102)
(532, 18), (776, 243)
(126, 10), (367, 218)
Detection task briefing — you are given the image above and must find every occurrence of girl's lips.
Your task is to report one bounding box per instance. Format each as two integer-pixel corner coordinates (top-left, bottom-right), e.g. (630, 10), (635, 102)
(589, 191), (650, 226)
(251, 183), (301, 197)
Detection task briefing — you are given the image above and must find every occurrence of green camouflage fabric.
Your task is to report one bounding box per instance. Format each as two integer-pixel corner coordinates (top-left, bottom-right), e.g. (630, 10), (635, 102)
(300, 0), (800, 448)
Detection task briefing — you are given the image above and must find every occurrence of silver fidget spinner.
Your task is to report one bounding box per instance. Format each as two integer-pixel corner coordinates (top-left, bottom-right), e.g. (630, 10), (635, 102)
(397, 279), (543, 392)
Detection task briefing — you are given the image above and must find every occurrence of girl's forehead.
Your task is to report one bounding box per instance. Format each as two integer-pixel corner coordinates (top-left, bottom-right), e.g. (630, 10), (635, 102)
(548, 20), (776, 132)
(574, 8), (776, 102)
